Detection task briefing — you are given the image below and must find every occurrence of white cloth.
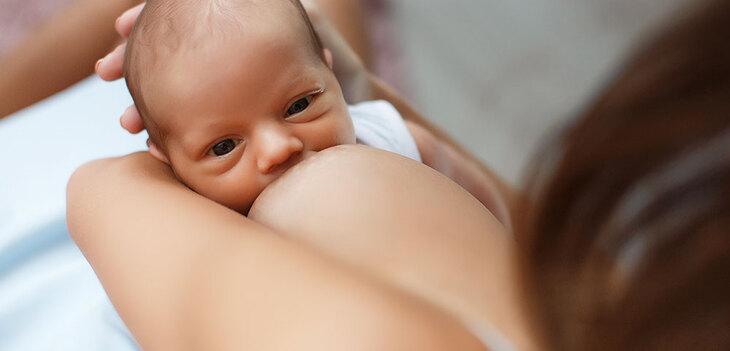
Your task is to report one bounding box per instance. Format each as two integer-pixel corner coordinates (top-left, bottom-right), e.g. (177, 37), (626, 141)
(0, 77), (144, 351)
(349, 100), (421, 162)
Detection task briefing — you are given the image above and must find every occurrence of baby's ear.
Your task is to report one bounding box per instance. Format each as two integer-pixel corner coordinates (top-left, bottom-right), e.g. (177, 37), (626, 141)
(147, 139), (170, 165)
(323, 48), (334, 70)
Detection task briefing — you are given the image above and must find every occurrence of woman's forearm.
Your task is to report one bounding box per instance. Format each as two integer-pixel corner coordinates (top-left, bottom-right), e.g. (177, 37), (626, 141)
(0, 0), (141, 119)
(67, 152), (486, 350)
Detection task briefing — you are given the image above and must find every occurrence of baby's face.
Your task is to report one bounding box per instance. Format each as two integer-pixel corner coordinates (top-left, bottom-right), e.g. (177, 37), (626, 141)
(144, 16), (355, 213)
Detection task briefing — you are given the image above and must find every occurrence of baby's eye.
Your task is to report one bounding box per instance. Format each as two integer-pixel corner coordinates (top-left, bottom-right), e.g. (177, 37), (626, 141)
(209, 138), (240, 157)
(286, 96), (313, 117)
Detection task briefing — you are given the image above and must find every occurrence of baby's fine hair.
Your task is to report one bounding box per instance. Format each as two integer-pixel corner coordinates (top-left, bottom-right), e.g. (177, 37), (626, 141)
(123, 0), (324, 149)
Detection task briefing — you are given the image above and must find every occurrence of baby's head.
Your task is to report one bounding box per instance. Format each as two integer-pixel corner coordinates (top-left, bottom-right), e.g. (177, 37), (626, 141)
(125, 0), (355, 213)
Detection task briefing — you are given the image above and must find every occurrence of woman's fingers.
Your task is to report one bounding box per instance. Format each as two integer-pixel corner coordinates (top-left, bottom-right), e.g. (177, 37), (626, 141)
(96, 3), (144, 81)
(96, 43), (126, 81)
(120, 105), (145, 134)
(116, 2), (146, 38)
(94, 3), (146, 133)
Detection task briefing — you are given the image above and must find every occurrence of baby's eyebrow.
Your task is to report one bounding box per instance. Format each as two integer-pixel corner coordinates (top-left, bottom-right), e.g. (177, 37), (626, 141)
(180, 140), (199, 158)
(176, 125), (232, 160)
(281, 73), (324, 100)
(171, 133), (205, 159)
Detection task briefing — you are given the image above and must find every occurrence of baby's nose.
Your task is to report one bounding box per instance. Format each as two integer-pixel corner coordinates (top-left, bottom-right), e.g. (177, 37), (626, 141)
(256, 129), (304, 174)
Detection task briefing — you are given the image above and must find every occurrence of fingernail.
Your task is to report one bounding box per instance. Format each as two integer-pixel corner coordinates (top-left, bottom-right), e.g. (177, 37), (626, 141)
(95, 59), (103, 72)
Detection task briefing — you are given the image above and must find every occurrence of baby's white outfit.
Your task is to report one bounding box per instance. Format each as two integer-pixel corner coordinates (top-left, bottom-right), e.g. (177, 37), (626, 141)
(348, 100), (421, 162)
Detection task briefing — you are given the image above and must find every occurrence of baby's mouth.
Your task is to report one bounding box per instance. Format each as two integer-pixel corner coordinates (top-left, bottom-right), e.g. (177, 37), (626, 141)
(268, 152), (307, 179)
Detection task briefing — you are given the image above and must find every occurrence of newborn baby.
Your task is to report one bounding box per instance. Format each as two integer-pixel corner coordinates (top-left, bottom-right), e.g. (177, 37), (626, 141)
(124, 0), (421, 213)
(116, 1), (509, 342)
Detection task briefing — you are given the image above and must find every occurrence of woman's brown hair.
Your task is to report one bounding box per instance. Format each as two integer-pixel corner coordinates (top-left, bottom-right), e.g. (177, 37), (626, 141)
(519, 0), (730, 349)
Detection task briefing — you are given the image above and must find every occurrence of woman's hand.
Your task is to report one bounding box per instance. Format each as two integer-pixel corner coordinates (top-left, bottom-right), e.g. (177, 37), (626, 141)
(96, 2), (145, 133)
(97, 1), (372, 134)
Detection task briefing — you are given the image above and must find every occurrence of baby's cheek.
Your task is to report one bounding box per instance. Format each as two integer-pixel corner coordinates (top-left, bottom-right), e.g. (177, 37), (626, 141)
(341, 120), (357, 145)
(318, 111), (356, 148)
(180, 171), (259, 214)
(335, 106), (356, 145)
(208, 178), (260, 214)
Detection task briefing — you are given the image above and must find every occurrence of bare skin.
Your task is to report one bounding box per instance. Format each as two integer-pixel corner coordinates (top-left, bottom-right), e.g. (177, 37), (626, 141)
(250, 145), (533, 348)
(57, 1), (533, 349)
(67, 146), (533, 350)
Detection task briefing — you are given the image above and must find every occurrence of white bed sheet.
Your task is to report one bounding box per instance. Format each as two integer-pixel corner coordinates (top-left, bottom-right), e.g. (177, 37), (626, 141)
(0, 77), (146, 350)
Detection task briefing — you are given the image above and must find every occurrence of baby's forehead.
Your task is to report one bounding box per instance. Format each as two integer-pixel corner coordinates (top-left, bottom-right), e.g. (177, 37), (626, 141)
(138, 0), (309, 47)
(133, 0), (320, 82)
(141, 35), (326, 137)
(144, 20), (323, 105)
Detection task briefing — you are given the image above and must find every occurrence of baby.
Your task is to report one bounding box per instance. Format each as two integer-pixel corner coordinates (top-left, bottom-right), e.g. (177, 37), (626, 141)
(118, 0), (509, 341)
(124, 0), (508, 226)
(125, 0), (426, 214)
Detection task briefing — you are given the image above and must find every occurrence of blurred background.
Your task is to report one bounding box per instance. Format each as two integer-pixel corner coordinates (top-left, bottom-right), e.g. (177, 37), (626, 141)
(392, 0), (686, 182)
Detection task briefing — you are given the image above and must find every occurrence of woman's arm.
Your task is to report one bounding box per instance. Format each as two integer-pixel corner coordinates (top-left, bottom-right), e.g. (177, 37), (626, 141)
(67, 151), (487, 350)
(0, 0), (142, 119)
